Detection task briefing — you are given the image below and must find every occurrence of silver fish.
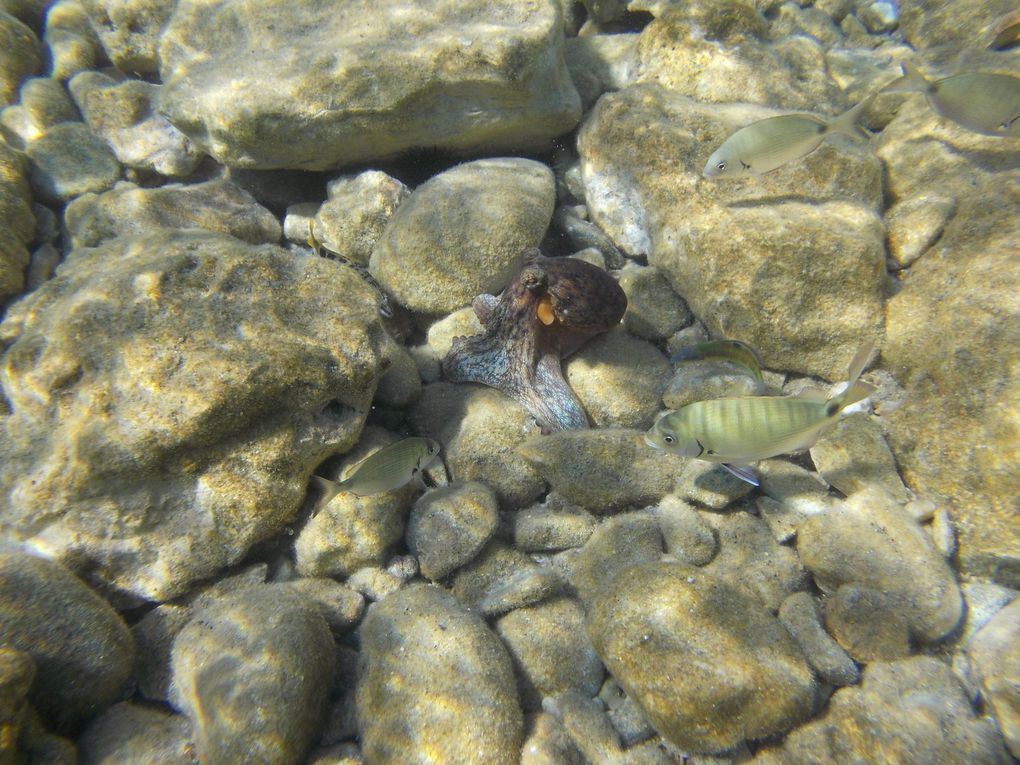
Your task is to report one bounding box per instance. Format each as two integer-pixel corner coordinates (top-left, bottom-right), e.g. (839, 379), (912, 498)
(703, 101), (868, 179)
(881, 63), (1020, 137)
(646, 344), (875, 485)
(313, 436), (441, 502)
(671, 339), (764, 384)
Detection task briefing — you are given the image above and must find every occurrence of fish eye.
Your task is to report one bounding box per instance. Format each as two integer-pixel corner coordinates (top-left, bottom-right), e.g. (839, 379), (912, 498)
(716, 161), (726, 171)
(663, 435), (675, 444)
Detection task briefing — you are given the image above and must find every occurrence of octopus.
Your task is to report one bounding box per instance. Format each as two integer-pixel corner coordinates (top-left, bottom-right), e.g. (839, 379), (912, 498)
(442, 248), (627, 432)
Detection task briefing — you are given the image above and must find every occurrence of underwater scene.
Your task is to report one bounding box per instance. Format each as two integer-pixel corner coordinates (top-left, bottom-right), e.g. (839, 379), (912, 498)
(0, 0), (1018, 762)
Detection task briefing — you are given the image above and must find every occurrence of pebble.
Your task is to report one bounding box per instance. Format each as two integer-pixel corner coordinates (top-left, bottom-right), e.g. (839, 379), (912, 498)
(570, 511), (664, 605)
(599, 678), (656, 747)
(824, 583), (911, 662)
(131, 603), (192, 703)
(520, 711), (585, 765)
(758, 459), (838, 518)
(517, 429), (686, 513)
(808, 415), (910, 501)
(654, 495), (718, 566)
(616, 263), (692, 341)
(0, 552), (134, 732)
(588, 562), (816, 754)
(406, 481), (499, 581)
(282, 578), (365, 634)
(306, 742), (364, 765)
(798, 487), (964, 644)
(884, 192), (955, 268)
(929, 507), (957, 559)
(661, 360), (761, 411)
(779, 591), (860, 686)
(25, 121), (120, 202)
(0, 11), (40, 106)
(514, 500), (597, 552)
(968, 599), (1020, 757)
(543, 692), (625, 764)
(0, 647), (35, 762)
(358, 584), (523, 765)
(43, 0), (101, 81)
(671, 458), (756, 510)
(170, 584), (335, 765)
(1, 76), (79, 145)
(345, 566), (404, 602)
(79, 0), (172, 75)
(77, 701), (197, 765)
(495, 597), (604, 711)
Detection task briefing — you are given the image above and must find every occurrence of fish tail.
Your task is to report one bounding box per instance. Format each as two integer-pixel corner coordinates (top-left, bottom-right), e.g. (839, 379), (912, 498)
(881, 62), (931, 95)
(310, 475), (343, 514)
(824, 342), (876, 415)
(826, 100), (870, 140)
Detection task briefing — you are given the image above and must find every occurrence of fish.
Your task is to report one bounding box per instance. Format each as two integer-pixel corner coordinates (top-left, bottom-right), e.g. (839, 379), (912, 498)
(311, 436), (442, 502)
(989, 12), (1020, 51)
(645, 344), (876, 486)
(881, 63), (1020, 137)
(703, 101), (869, 179)
(670, 339), (764, 384)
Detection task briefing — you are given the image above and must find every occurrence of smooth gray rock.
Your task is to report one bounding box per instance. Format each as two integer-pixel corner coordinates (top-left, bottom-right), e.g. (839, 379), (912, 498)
(0, 552), (134, 732)
(43, 0), (102, 82)
(25, 121), (120, 202)
(407, 481), (499, 581)
(77, 702), (197, 765)
(0, 230), (390, 601)
(0, 11), (40, 106)
(64, 179), (281, 249)
(514, 500), (596, 552)
(358, 584), (523, 765)
(0, 141), (33, 305)
(779, 591), (860, 686)
(824, 583), (912, 662)
(968, 599), (1020, 757)
(588, 562), (816, 754)
(654, 495), (717, 566)
(158, 0), (580, 169)
(370, 158), (555, 315)
(171, 584), (334, 765)
(453, 541), (562, 616)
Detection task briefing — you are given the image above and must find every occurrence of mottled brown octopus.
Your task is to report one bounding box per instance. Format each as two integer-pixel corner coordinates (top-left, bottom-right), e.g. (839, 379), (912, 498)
(441, 249), (627, 432)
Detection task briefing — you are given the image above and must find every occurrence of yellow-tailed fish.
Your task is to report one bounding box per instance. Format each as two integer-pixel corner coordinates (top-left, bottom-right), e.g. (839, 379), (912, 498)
(312, 437), (441, 503)
(703, 101), (869, 179)
(645, 344), (875, 486)
(881, 63), (1020, 137)
(671, 339), (764, 384)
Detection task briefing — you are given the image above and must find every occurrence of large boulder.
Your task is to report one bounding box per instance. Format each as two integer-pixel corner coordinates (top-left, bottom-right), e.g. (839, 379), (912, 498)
(0, 230), (391, 601)
(158, 0), (580, 169)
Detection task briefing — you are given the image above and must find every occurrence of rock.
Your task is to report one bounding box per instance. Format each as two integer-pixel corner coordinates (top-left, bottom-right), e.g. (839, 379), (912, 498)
(294, 427), (418, 579)
(758, 459), (837, 520)
(578, 84), (886, 379)
(570, 512), (664, 605)
(771, 2), (845, 48)
(797, 487), (963, 643)
(822, 583), (912, 663)
(409, 382), (546, 508)
(373, 340), (422, 409)
(171, 584), (335, 765)
(616, 263), (692, 340)
(884, 192), (956, 269)
(564, 328), (671, 430)
(406, 481), (499, 581)
(0, 552), (134, 732)
(345, 566), (403, 602)
(0, 140), (33, 305)
(282, 578), (365, 634)
(0, 11), (40, 106)
(514, 499), (596, 552)
(495, 596), (604, 711)
(899, 0), (1015, 48)
(158, 0), (580, 169)
(563, 33), (639, 110)
(306, 171), (410, 266)
(660, 358), (762, 412)
(779, 591), (860, 686)
(132, 604), (191, 703)
(25, 121), (120, 202)
(772, 657), (1012, 764)
(1, 76), (79, 146)
(453, 541), (563, 616)
(13, 708), (76, 765)
(808, 414), (909, 501)
(520, 711), (585, 765)
(370, 158), (555, 315)
(881, 167), (1020, 586)
(67, 71), (201, 176)
(654, 494), (717, 566)
(588, 562), (816, 753)
(518, 429), (687, 512)
(671, 457), (757, 510)
(43, 0), (102, 82)
(856, 1), (897, 33)
(957, 582), (1019, 648)
(80, 0), (173, 75)
(306, 742), (363, 765)
(358, 584), (523, 765)
(599, 678), (656, 747)
(77, 702), (197, 765)
(0, 647), (35, 764)
(543, 691), (626, 764)
(633, 2), (846, 109)
(700, 508), (809, 612)
(0, 230), (390, 601)
(968, 599), (1020, 757)
(64, 179), (282, 248)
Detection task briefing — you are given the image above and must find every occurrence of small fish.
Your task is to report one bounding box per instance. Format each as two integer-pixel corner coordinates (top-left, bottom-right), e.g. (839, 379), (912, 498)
(703, 101), (868, 179)
(989, 12), (1020, 51)
(881, 63), (1020, 137)
(645, 344), (876, 486)
(671, 339), (764, 384)
(312, 437), (441, 502)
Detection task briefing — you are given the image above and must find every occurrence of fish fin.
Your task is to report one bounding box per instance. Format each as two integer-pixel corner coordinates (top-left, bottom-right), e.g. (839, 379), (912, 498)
(826, 100), (870, 140)
(722, 463), (761, 487)
(309, 475), (343, 514)
(881, 62), (931, 95)
(846, 341), (875, 384)
(824, 342), (876, 414)
(796, 388), (830, 402)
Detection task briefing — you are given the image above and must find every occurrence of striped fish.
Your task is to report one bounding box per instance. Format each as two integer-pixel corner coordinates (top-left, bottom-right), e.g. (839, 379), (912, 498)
(645, 345), (875, 485)
(312, 437), (441, 503)
(671, 338), (765, 385)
